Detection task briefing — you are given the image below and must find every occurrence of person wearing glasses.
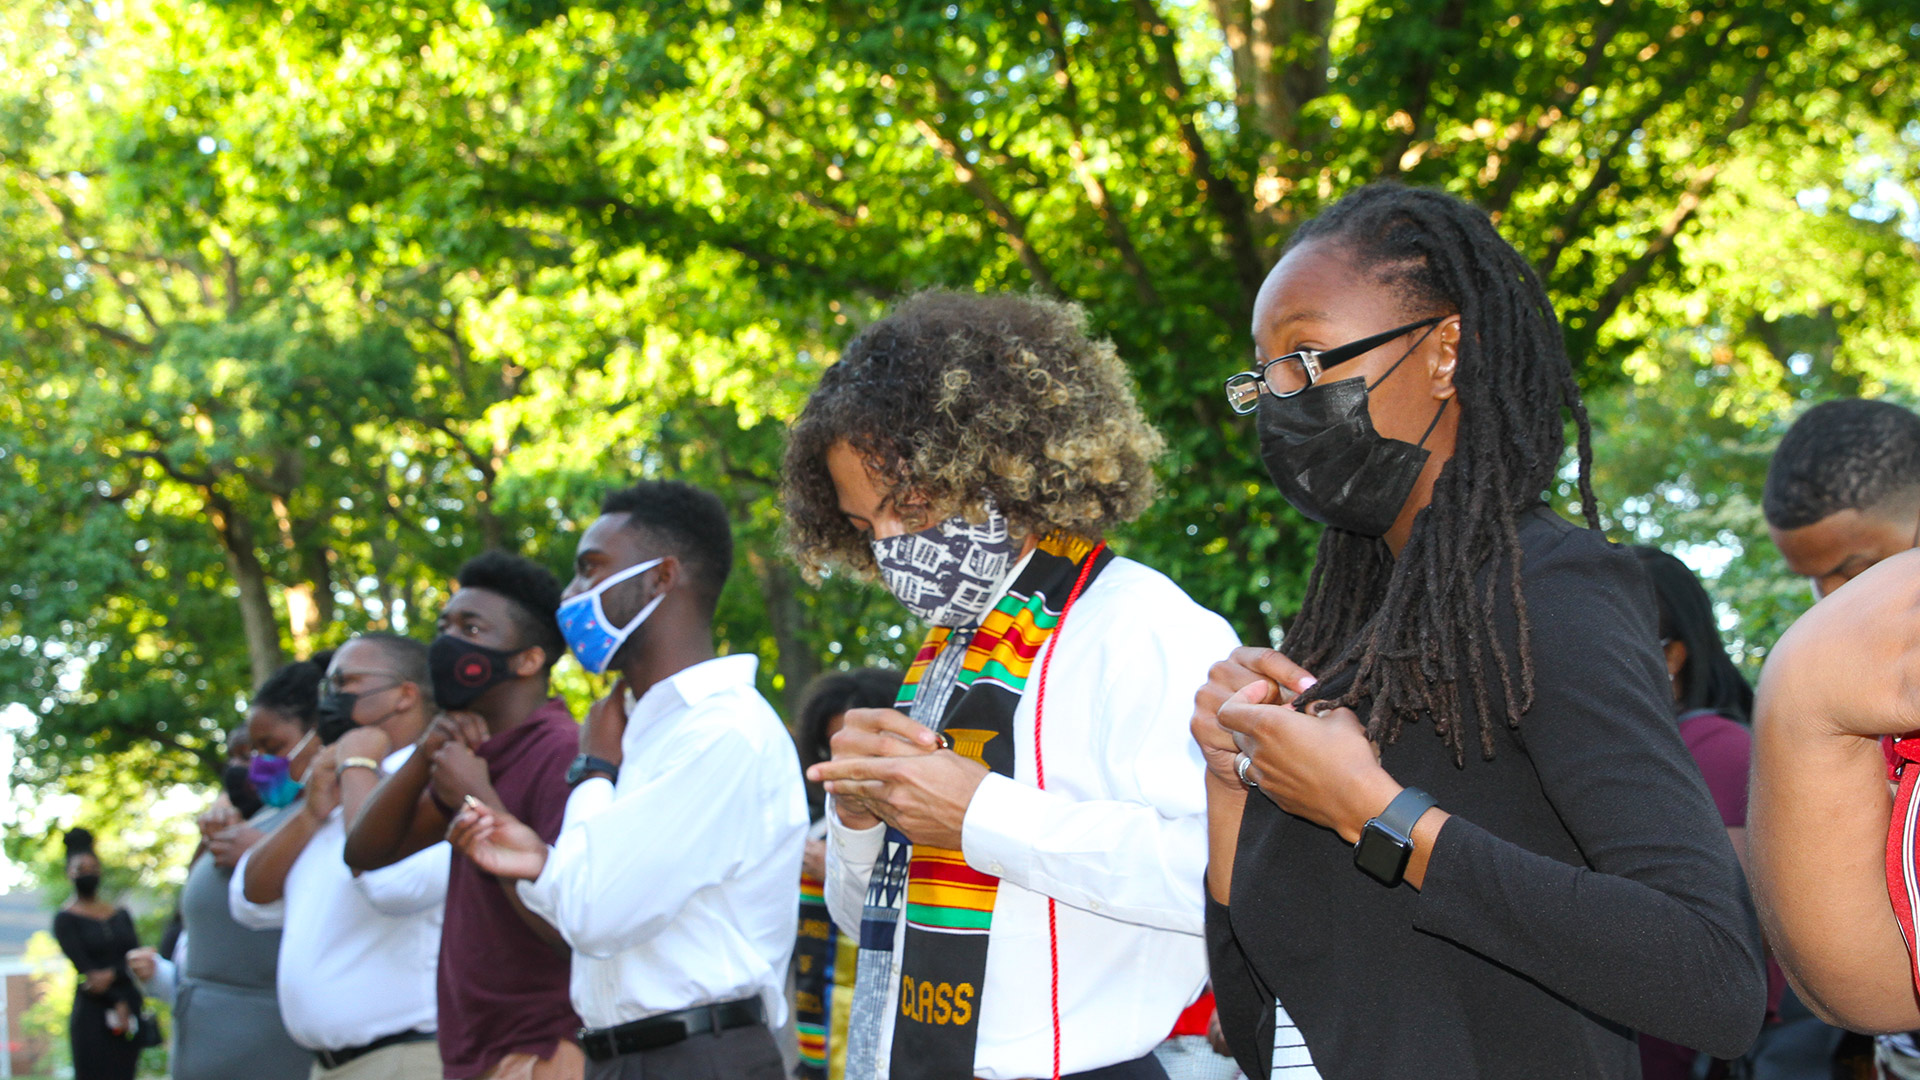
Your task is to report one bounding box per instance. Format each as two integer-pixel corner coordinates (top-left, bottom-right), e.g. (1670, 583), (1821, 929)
(1193, 182), (1766, 1079)
(232, 634), (450, 1080)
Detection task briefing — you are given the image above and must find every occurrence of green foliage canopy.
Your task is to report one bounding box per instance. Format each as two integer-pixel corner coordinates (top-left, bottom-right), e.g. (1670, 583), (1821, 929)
(2, 0), (1916, 887)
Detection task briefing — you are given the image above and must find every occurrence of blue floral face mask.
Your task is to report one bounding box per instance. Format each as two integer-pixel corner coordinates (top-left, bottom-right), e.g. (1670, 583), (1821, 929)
(247, 728), (316, 809)
(557, 558), (667, 675)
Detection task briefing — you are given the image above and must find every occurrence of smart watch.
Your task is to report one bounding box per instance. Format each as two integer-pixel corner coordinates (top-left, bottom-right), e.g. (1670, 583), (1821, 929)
(1353, 786), (1438, 887)
(566, 754), (620, 789)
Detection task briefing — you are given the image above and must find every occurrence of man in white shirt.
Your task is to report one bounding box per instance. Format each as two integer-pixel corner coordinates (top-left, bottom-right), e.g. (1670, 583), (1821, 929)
(779, 290), (1235, 1080)
(232, 634), (451, 1080)
(447, 480), (808, 1080)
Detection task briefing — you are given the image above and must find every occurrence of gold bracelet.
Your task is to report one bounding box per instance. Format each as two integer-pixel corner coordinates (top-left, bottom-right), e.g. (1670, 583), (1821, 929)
(339, 757), (383, 775)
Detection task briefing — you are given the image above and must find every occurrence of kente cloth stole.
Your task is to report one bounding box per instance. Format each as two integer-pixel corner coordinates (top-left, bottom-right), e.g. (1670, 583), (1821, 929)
(794, 870), (836, 1079)
(841, 534), (1113, 1080)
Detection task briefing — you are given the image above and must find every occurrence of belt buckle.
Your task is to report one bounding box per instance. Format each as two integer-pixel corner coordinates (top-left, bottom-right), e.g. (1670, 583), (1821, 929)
(579, 1027), (613, 1061)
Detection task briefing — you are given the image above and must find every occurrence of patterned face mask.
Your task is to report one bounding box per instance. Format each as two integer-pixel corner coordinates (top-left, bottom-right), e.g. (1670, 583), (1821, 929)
(557, 557), (666, 675)
(871, 504), (1021, 627)
(248, 728), (317, 809)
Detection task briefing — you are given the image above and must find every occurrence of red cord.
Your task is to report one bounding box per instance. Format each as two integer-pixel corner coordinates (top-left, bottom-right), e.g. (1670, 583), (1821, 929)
(1033, 541), (1103, 1080)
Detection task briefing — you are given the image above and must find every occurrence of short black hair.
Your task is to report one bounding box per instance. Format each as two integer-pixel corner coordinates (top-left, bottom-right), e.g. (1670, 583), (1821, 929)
(795, 668), (902, 770)
(794, 667), (901, 819)
(1631, 547), (1754, 723)
(599, 480), (734, 616)
(456, 550), (565, 669)
(253, 649), (336, 729)
(349, 633), (434, 709)
(1764, 398), (1920, 530)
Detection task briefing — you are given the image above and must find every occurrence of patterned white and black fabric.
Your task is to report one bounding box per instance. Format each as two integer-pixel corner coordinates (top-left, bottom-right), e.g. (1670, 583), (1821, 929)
(870, 506), (1019, 627)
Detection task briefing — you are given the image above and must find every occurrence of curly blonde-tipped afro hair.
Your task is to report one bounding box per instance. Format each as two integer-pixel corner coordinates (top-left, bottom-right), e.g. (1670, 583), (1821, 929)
(783, 289), (1165, 579)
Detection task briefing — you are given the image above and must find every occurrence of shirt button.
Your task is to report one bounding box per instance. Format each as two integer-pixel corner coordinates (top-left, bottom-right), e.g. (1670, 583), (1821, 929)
(1090, 899), (1103, 911)
(989, 863), (1004, 875)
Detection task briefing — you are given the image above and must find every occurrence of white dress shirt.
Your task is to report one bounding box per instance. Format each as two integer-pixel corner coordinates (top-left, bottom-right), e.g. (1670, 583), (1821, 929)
(825, 555), (1237, 1080)
(517, 653), (810, 1031)
(229, 745), (450, 1052)
(136, 935), (182, 1006)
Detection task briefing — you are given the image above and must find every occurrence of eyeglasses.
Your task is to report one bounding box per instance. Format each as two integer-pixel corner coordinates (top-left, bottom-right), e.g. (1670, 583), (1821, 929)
(324, 671), (401, 695)
(1224, 316), (1444, 414)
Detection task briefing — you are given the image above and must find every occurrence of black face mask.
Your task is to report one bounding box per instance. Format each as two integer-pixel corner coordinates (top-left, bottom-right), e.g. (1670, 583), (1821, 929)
(223, 762), (264, 819)
(73, 874), (100, 899)
(428, 635), (526, 709)
(315, 692), (362, 745)
(1255, 334), (1448, 538)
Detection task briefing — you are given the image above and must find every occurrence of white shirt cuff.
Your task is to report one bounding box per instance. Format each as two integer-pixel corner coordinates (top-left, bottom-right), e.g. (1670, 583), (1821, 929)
(960, 772), (1044, 883)
(516, 864), (558, 925)
(825, 796), (887, 865)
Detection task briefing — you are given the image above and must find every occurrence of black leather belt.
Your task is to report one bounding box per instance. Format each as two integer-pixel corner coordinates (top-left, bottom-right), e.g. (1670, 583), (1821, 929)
(314, 1029), (434, 1071)
(578, 996), (765, 1062)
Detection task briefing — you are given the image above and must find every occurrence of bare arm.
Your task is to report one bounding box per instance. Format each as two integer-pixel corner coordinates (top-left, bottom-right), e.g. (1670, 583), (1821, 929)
(1751, 552), (1920, 1032)
(344, 749), (443, 870)
(243, 793), (328, 904)
(1205, 778), (1246, 904)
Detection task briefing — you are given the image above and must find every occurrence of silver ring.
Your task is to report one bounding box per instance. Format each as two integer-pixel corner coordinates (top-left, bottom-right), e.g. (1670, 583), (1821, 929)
(1235, 753), (1258, 789)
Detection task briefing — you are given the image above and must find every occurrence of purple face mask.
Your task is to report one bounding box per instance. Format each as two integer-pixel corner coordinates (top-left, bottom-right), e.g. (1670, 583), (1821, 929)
(870, 503), (1020, 627)
(247, 728), (315, 808)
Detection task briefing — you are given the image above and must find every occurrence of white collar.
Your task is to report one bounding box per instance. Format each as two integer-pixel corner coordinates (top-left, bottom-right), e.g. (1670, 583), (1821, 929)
(623, 654), (761, 732)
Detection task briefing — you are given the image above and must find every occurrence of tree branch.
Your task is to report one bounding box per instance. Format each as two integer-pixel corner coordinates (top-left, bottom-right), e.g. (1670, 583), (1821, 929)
(1534, 86), (1688, 279)
(1132, 0), (1266, 307)
(1581, 66), (1769, 340)
(1039, 6), (1160, 307)
(76, 318), (154, 353)
(1377, 0), (1470, 179)
(1482, 13), (1625, 216)
(911, 76), (1062, 296)
(21, 180), (166, 334)
(122, 448), (222, 490)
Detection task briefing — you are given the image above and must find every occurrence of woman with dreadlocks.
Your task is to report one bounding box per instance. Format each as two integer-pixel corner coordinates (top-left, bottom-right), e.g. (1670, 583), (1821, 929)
(1192, 183), (1766, 1079)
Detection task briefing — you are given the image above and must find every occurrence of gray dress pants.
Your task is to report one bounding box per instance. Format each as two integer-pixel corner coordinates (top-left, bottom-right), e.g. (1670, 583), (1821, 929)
(582, 1024), (784, 1080)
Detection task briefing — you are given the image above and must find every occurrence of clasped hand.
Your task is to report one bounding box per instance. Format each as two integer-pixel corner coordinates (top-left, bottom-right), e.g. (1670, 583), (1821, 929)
(1192, 646), (1401, 844)
(807, 708), (989, 851)
(417, 712), (499, 811)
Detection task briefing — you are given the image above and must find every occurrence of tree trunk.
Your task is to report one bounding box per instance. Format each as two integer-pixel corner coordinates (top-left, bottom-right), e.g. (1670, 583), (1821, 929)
(208, 495), (284, 688)
(270, 496), (334, 653)
(1250, 0), (1332, 149)
(749, 550), (821, 718)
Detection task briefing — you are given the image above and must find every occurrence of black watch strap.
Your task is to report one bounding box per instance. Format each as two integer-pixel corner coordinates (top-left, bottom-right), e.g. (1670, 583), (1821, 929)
(1353, 786), (1439, 887)
(567, 754), (620, 789)
(1374, 786), (1437, 840)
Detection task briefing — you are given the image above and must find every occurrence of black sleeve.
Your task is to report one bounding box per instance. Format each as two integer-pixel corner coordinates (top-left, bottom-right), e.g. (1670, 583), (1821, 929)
(107, 909), (143, 1006)
(52, 911), (96, 973)
(1410, 536), (1767, 1058)
(1206, 894), (1277, 1080)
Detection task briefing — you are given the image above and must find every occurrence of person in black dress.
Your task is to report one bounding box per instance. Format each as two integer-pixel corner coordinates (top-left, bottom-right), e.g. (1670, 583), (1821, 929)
(51, 827), (146, 1080)
(1193, 183), (1767, 1079)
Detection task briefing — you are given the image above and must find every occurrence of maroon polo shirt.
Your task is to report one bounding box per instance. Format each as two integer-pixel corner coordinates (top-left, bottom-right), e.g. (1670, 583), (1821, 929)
(438, 698), (583, 1078)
